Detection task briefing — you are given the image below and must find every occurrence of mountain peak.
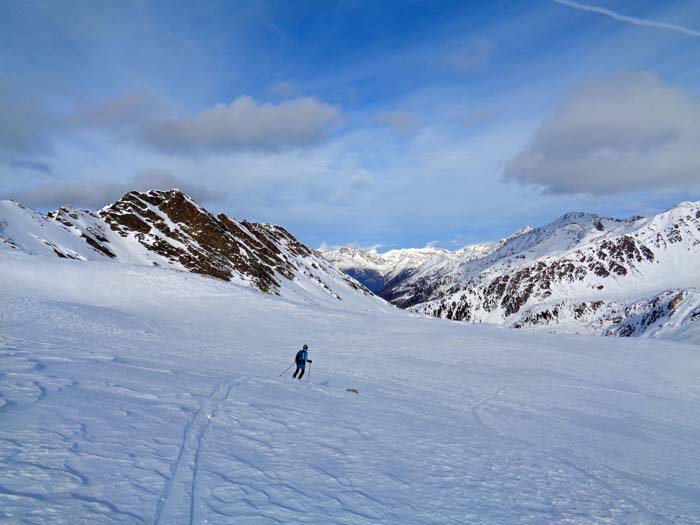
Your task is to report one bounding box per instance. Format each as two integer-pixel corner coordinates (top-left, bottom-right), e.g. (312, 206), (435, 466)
(549, 211), (605, 227)
(669, 200), (700, 214)
(506, 225), (534, 240)
(2, 190), (376, 302)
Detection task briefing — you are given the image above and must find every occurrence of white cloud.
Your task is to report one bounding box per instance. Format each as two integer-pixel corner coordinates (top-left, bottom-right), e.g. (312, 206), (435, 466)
(504, 72), (700, 194)
(143, 96), (340, 154)
(3, 91), (340, 167)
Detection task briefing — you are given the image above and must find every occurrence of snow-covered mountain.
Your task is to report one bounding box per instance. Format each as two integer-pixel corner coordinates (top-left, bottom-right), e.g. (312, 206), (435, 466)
(324, 204), (700, 343)
(413, 203), (700, 342)
(0, 189), (377, 307)
(4, 191), (700, 343)
(320, 227), (532, 303)
(319, 244), (450, 292)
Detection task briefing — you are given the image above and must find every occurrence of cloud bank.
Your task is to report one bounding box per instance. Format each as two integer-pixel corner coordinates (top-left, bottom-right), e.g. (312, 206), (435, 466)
(0, 86), (55, 159)
(143, 96), (340, 154)
(505, 72), (700, 194)
(1, 92), (340, 173)
(68, 92), (164, 129)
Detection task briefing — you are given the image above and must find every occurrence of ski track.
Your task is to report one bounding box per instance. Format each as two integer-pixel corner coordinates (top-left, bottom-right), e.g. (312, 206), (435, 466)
(154, 379), (241, 525)
(469, 385), (507, 430)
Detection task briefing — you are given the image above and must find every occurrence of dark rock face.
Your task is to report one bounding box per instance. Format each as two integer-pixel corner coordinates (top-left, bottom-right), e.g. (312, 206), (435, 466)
(605, 291), (687, 337)
(46, 189), (371, 297)
(99, 189), (323, 292)
(378, 270), (422, 306)
(380, 270), (462, 309)
(425, 234), (658, 323)
(343, 268), (386, 293)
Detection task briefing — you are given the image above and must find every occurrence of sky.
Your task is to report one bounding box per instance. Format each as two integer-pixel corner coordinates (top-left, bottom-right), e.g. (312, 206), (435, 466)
(1, 0), (699, 250)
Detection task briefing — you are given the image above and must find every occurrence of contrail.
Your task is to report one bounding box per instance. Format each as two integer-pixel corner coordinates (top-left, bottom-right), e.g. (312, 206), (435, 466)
(553, 0), (700, 37)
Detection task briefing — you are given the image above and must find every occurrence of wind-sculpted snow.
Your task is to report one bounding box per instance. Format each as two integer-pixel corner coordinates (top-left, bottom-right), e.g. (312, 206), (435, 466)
(2, 251), (700, 523)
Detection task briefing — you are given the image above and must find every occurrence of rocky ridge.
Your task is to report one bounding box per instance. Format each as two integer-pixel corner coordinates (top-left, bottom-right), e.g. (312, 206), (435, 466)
(1, 189), (372, 302)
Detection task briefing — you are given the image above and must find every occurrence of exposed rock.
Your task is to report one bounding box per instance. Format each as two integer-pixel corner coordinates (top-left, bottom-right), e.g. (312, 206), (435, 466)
(10, 189), (373, 299)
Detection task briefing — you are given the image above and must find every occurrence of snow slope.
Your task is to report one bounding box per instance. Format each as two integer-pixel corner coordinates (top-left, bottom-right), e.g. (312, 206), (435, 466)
(2, 249), (700, 524)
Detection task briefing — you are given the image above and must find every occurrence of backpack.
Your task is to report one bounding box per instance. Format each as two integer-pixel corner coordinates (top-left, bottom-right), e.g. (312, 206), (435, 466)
(295, 350), (306, 365)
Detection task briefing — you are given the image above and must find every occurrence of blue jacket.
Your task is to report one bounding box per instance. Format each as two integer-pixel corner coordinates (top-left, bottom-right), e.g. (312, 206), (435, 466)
(295, 349), (310, 368)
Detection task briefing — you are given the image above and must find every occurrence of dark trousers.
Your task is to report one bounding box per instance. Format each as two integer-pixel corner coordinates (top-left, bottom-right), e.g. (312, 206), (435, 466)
(293, 365), (305, 379)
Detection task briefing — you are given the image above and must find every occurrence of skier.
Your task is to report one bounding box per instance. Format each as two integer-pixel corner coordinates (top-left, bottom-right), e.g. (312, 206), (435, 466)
(292, 344), (312, 380)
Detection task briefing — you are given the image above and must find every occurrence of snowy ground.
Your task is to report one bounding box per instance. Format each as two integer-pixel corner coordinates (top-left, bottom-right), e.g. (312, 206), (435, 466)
(2, 252), (700, 524)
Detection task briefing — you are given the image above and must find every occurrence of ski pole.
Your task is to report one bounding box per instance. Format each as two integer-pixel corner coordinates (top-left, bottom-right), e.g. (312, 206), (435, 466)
(307, 362), (311, 380)
(279, 363), (294, 377)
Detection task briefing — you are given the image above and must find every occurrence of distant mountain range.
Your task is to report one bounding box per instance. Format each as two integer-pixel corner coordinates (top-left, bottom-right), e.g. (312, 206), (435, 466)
(322, 203), (700, 343)
(320, 226), (533, 303)
(3, 190), (699, 343)
(0, 189), (376, 308)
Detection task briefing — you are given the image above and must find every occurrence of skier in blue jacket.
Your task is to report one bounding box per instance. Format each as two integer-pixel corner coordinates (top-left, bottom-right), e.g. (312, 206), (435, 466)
(293, 344), (312, 379)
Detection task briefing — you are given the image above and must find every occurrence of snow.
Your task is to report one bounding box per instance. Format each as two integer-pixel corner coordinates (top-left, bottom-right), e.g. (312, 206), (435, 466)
(2, 250), (700, 524)
(0, 201), (92, 260)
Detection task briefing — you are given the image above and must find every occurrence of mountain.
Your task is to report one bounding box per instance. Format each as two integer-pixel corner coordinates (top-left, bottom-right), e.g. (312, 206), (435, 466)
(0, 189), (376, 307)
(323, 204), (700, 343)
(4, 191), (700, 342)
(318, 244), (449, 293)
(320, 227), (532, 305)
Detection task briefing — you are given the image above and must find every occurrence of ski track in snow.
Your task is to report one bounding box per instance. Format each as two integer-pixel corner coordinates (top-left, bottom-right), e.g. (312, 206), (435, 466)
(2, 254), (700, 524)
(154, 379), (242, 525)
(469, 386), (507, 430)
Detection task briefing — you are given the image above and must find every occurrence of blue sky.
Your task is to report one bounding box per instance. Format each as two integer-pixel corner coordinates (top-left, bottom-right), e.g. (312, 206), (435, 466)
(1, 0), (699, 249)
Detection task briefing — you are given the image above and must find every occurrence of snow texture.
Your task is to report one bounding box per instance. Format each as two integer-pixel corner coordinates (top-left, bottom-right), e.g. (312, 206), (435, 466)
(2, 249), (700, 524)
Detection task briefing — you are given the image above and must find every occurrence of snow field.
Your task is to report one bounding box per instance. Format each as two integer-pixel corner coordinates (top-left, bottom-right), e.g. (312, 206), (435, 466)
(2, 252), (700, 523)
